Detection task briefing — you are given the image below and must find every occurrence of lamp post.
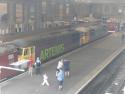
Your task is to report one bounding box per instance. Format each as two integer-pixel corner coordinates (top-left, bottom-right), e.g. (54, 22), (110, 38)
(0, 68), (1, 94)
(118, 8), (122, 32)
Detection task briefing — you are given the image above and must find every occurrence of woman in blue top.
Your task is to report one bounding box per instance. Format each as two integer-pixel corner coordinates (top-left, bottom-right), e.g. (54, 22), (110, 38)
(57, 69), (64, 90)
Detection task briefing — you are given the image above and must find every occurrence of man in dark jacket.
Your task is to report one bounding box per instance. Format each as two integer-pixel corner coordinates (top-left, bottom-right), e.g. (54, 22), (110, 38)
(63, 59), (70, 77)
(35, 57), (41, 74)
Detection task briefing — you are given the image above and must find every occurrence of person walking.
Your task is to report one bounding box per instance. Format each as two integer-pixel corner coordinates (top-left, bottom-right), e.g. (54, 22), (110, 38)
(28, 65), (33, 77)
(57, 69), (64, 90)
(28, 56), (34, 76)
(41, 73), (50, 86)
(57, 59), (63, 70)
(35, 57), (41, 75)
(121, 32), (125, 42)
(63, 59), (70, 77)
(56, 59), (63, 77)
(56, 68), (59, 78)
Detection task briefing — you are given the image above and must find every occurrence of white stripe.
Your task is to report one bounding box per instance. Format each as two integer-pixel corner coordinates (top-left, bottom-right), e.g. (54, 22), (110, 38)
(0, 66), (25, 72)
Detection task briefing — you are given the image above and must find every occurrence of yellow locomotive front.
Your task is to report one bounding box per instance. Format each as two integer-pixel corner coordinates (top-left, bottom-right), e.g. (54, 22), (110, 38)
(17, 46), (35, 64)
(75, 27), (90, 45)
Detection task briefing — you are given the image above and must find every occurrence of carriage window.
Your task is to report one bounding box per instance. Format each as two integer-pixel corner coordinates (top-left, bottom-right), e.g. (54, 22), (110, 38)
(17, 48), (22, 55)
(85, 32), (88, 36)
(80, 32), (85, 36)
(8, 54), (14, 64)
(31, 47), (34, 54)
(24, 49), (28, 56)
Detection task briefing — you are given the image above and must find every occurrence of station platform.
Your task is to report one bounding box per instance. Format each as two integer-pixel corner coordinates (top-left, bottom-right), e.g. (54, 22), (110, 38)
(1, 32), (124, 94)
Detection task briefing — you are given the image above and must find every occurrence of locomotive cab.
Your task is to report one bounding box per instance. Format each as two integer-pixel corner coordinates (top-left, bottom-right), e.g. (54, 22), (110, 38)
(17, 46), (35, 63)
(9, 46), (35, 69)
(75, 27), (90, 45)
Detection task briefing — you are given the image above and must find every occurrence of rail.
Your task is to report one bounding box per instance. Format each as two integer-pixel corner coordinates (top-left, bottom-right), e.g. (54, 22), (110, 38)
(67, 44), (125, 94)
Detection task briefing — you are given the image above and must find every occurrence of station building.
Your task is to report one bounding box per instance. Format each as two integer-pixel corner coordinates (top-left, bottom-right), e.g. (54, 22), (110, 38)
(0, 0), (124, 35)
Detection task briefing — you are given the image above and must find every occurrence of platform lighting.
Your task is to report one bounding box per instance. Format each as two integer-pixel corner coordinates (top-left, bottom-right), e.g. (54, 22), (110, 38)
(118, 8), (123, 32)
(118, 9), (122, 14)
(0, 68), (1, 94)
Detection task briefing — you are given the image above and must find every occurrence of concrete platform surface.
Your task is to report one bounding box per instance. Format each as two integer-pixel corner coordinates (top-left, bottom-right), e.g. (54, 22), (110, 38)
(1, 32), (124, 94)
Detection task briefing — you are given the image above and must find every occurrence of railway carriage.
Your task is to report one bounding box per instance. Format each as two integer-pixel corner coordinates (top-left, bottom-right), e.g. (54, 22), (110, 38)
(75, 24), (108, 45)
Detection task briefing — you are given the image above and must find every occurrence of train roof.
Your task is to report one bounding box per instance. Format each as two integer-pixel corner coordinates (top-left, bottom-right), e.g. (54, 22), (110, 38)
(0, 47), (7, 54)
(10, 30), (78, 48)
(75, 27), (90, 32)
(0, 43), (17, 54)
(75, 24), (105, 32)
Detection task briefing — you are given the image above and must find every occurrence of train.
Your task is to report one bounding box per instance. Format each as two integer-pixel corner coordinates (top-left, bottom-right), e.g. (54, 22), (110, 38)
(75, 23), (108, 45)
(0, 23), (108, 81)
(0, 0), (122, 35)
(106, 18), (118, 32)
